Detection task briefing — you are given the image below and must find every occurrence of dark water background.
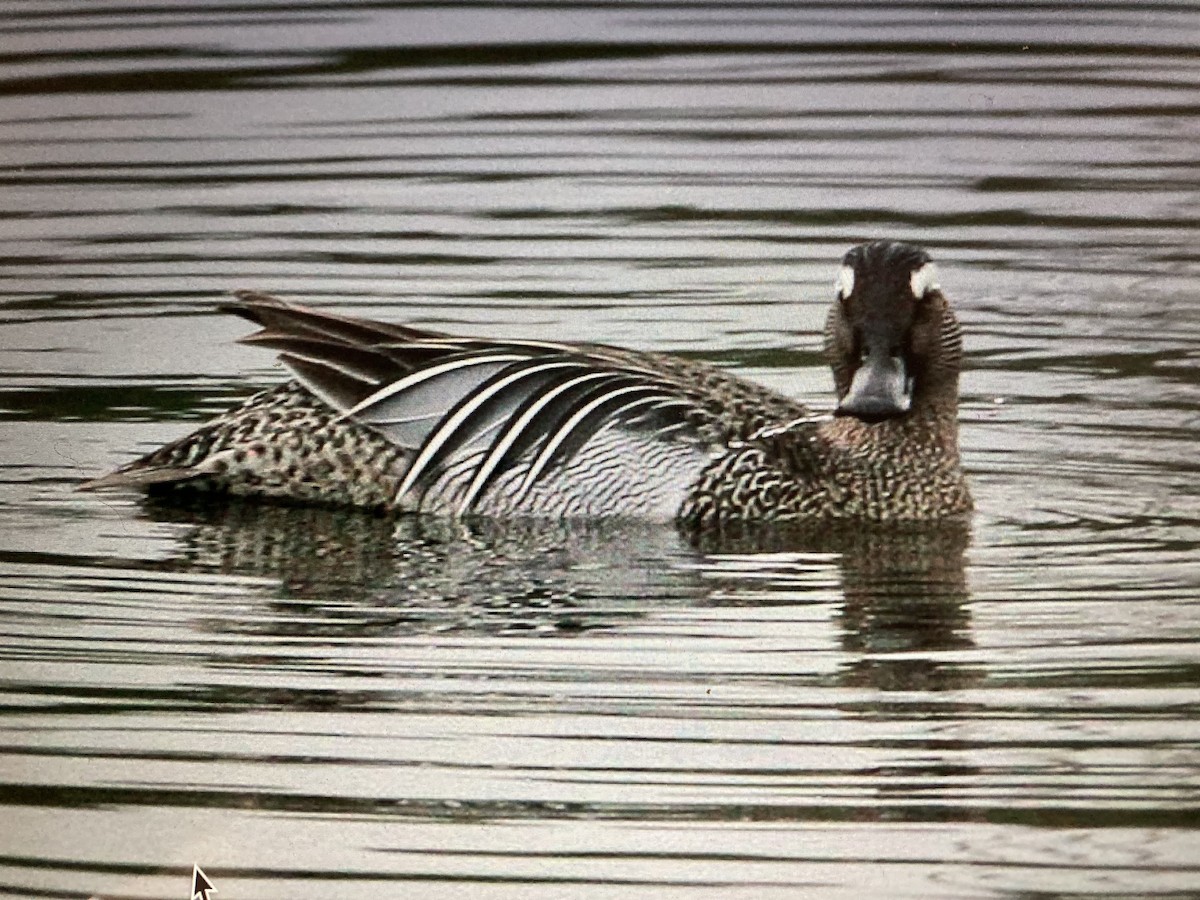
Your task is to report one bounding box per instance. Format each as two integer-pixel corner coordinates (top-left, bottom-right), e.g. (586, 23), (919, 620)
(1, 2), (1198, 898)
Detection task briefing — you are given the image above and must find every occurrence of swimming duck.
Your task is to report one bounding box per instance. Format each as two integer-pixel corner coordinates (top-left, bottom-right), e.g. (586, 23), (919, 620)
(83, 240), (971, 525)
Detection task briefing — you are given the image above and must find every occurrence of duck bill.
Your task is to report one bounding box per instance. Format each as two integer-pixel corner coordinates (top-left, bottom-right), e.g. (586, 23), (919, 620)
(836, 352), (912, 421)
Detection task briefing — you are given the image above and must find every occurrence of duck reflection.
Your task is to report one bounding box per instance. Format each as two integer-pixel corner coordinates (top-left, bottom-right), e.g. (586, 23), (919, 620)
(832, 523), (975, 691)
(142, 495), (699, 637)
(693, 519), (977, 691)
(142, 496), (975, 689)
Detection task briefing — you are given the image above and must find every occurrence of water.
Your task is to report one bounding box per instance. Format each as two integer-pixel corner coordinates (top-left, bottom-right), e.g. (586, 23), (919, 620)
(2, 2), (1199, 898)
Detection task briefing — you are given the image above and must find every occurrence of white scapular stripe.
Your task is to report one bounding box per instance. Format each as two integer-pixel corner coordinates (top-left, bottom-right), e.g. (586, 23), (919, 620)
(516, 388), (693, 496)
(394, 360), (581, 502)
(456, 369), (614, 513)
(340, 353), (530, 420)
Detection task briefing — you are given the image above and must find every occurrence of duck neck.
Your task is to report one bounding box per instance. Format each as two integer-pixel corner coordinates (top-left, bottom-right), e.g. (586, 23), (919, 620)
(828, 389), (961, 461)
(909, 378), (962, 454)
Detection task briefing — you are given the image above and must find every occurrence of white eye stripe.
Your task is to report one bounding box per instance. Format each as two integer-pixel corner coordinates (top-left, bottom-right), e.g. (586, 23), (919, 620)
(836, 266), (855, 299)
(910, 262), (940, 298)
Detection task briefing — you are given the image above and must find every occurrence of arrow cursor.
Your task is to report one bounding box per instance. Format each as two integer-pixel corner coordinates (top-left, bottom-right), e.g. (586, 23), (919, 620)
(191, 863), (216, 900)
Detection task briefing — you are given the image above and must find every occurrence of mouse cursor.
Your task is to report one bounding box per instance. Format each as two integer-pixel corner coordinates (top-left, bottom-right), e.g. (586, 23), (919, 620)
(191, 864), (216, 900)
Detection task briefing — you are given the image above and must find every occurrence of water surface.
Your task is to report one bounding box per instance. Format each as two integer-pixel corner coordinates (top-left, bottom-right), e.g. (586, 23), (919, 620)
(1, 3), (1198, 898)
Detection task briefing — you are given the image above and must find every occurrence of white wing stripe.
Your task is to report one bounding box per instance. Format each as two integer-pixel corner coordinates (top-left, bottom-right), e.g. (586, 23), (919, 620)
(456, 370), (616, 514)
(394, 360), (583, 502)
(339, 353), (531, 420)
(517, 385), (682, 495)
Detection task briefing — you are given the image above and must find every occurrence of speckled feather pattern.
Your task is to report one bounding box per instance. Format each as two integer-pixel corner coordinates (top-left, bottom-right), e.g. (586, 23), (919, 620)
(128, 382), (408, 509)
(88, 240), (973, 525)
(680, 413), (970, 526)
(590, 349), (809, 442)
(130, 366), (800, 517)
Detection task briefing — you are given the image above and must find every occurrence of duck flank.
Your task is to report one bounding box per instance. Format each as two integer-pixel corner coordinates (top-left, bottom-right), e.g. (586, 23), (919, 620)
(83, 240), (972, 525)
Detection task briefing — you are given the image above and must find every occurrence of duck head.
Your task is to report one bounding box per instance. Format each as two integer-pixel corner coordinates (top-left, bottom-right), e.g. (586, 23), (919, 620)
(825, 240), (963, 422)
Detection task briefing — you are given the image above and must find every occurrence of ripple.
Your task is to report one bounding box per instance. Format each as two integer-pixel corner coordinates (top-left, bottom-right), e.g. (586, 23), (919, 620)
(1, 2), (1198, 898)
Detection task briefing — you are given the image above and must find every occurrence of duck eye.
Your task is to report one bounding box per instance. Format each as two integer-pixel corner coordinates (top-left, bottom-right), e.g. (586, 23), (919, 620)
(909, 262), (939, 298)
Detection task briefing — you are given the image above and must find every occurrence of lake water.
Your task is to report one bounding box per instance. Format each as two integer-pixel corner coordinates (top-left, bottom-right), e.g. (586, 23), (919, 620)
(1, 2), (1198, 898)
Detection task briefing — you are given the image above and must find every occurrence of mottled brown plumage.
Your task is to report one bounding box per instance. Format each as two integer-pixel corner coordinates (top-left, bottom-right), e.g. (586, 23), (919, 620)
(83, 240), (971, 525)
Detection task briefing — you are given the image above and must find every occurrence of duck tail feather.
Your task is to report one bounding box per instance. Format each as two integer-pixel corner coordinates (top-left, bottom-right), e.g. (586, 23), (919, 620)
(222, 291), (438, 345)
(78, 464), (201, 492)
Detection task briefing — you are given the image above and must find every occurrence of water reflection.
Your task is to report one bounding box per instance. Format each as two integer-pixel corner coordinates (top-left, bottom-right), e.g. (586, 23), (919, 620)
(141, 496), (975, 688)
(5, 1), (1198, 895)
(692, 520), (977, 692)
(834, 524), (975, 692)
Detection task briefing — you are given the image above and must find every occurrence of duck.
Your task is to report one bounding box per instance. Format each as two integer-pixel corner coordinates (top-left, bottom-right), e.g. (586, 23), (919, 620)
(82, 240), (972, 526)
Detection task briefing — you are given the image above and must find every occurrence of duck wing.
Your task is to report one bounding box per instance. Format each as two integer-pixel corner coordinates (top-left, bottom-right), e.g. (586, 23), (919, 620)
(223, 293), (807, 517)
